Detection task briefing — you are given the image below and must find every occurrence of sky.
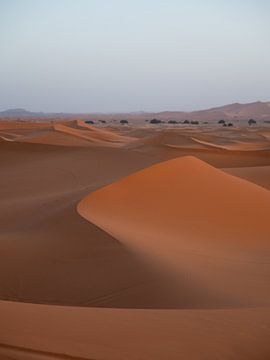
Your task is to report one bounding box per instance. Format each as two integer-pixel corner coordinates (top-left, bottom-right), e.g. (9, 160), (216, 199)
(0, 0), (269, 113)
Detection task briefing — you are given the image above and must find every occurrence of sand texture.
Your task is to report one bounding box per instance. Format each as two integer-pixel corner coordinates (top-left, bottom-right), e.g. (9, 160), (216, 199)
(1, 120), (270, 359)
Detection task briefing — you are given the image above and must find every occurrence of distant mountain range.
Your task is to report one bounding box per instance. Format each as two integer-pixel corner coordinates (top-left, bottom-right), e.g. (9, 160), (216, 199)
(1, 101), (270, 121)
(0, 108), (66, 118)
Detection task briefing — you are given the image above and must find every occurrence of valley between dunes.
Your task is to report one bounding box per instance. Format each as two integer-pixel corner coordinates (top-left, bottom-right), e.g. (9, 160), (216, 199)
(0, 120), (270, 360)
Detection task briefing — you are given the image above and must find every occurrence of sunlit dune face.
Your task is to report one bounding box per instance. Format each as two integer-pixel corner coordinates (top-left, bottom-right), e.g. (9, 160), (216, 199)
(78, 156), (270, 308)
(78, 156), (270, 253)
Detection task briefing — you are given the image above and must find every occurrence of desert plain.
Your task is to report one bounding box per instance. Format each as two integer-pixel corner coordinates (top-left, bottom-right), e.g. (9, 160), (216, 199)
(0, 114), (270, 359)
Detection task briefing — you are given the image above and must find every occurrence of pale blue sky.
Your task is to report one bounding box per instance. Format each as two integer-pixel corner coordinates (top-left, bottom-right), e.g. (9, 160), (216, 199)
(0, 0), (269, 112)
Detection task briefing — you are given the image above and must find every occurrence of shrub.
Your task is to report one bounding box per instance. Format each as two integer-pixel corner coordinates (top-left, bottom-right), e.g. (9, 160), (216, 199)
(150, 119), (162, 124)
(248, 119), (256, 126)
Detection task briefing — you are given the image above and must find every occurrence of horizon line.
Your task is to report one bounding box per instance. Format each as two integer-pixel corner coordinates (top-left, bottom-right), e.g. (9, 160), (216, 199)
(0, 99), (269, 115)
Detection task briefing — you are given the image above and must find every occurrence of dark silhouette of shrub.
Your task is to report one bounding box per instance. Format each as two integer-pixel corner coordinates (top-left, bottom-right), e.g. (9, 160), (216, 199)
(248, 119), (256, 126)
(120, 120), (128, 124)
(85, 120), (94, 124)
(228, 123), (233, 127)
(150, 119), (161, 124)
(168, 120), (177, 124)
(218, 119), (225, 124)
(183, 120), (190, 124)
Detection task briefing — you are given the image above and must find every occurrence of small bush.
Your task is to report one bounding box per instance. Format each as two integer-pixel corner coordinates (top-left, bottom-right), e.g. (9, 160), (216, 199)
(150, 119), (162, 124)
(248, 119), (256, 126)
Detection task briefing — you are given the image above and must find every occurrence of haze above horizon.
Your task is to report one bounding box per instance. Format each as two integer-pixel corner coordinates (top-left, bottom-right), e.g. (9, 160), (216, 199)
(0, 0), (269, 113)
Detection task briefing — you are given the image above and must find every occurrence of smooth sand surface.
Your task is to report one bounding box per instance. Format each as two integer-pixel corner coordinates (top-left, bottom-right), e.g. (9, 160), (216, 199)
(1, 120), (270, 359)
(1, 301), (270, 360)
(224, 165), (270, 190)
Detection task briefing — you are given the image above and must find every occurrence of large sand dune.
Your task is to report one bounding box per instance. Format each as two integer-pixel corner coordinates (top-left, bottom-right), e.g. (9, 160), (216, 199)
(78, 156), (270, 308)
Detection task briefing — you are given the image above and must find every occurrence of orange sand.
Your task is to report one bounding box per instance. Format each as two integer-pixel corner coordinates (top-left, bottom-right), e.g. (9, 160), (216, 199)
(0, 120), (270, 359)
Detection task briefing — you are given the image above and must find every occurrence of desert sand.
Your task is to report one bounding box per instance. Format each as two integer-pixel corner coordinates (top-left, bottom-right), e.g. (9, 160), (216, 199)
(0, 119), (270, 359)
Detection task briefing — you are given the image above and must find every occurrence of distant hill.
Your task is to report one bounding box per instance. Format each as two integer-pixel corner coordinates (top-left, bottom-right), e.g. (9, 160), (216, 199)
(0, 108), (71, 118)
(1, 101), (270, 121)
(155, 101), (270, 122)
(0, 108), (44, 117)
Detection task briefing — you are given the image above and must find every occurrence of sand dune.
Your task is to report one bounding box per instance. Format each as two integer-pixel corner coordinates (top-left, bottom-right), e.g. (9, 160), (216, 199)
(1, 121), (270, 167)
(54, 122), (136, 147)
(78, 155), (270, 251)
(224, 165), (270, 190)
(78, 156), (270, 307)
(0, 121), (51, 131)
(18, 129), (94, 147)
(1, 121), (270, 359)
(125, 127), (270, 167)
(0, 121), (137, 148)
(1, 300), (270, 360)
(1, 139), (182, 308)
(192, 136), (270, 151)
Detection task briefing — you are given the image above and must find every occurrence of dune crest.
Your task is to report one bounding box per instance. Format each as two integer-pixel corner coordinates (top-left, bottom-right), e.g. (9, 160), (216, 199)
(78, 156), (270, 306)
(54, 122), (136, 147)
(191, 136), (270, 151)
(78, 156), (270, 250)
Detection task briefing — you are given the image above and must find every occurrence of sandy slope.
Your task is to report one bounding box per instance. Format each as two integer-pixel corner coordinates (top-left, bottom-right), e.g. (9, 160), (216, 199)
(224, 165), (270, 190)
(1, 301), (270, 360)
(53, 122), (136, 147)
(128, 127), (270, 167)
(191, 136), (270, 151)
(0, 121), (136, 147)
(1, 139), (178, 308)
(1, 120), (270, 167)
(78, 156), (270, 251)
(78, 156), (270, 308)
(1, 121), (270, 359)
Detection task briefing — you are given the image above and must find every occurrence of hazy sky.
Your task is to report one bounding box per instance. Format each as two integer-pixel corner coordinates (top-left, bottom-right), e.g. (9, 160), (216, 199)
(0, 0), (269, 112)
